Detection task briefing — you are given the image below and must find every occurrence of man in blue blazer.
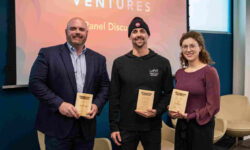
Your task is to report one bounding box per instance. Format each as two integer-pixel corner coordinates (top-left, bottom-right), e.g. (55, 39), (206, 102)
(29, 17), (110, 150)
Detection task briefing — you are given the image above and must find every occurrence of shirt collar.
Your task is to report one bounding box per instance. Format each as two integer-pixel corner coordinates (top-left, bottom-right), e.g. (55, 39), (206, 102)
(67, 42), (87, 55)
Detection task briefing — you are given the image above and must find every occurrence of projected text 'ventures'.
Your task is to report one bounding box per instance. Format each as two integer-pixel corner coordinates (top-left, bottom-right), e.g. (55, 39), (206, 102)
(74, 0), (150, 12)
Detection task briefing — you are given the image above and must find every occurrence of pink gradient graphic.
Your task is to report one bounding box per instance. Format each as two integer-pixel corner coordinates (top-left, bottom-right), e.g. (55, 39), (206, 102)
(16, 0), (186, 84)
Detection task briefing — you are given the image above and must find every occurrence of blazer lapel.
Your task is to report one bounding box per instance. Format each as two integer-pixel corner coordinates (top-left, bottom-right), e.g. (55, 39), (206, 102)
(60, 44), (77, 93)
(83, 49), (94, 93)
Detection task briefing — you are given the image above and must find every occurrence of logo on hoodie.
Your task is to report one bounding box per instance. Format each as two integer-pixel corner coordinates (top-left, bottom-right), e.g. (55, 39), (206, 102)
(149, 69), (159, 77)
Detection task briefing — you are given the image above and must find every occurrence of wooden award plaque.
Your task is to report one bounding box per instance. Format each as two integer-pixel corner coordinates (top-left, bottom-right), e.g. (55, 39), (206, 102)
(75, 93), (93, 117)
(136, 89), (155, 111)
(168, 89), (189, 114)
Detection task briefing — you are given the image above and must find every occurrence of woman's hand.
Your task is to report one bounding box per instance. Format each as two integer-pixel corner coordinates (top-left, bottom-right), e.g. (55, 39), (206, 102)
(168, 110), (187, 119)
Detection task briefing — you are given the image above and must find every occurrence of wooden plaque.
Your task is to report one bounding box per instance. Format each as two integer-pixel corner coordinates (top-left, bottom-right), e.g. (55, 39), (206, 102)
(136, 89), (155, 111)
(169, 89), (189, 114)
(75, 93), (93, 117)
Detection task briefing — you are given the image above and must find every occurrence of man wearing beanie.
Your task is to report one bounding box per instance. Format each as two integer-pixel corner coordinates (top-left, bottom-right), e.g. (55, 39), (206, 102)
(109, 17), (173, 150)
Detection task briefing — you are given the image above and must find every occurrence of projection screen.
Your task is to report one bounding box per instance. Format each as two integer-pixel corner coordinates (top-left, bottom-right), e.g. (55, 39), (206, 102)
(15, 0), (187, 85)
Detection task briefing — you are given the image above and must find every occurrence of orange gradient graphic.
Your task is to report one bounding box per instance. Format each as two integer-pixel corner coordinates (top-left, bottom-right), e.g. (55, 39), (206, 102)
(16, 0), (186, 84)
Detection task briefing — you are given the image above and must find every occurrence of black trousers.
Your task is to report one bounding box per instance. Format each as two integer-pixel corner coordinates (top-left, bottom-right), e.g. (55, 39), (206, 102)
(119, 129), (161, 150)
(45, 135), (94, 150)
(45, 121), (94, 150)
(175, 118), (215, 150)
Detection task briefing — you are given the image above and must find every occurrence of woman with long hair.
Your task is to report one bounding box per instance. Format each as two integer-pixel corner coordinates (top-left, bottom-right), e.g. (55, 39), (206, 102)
(169, 31), (220, 150)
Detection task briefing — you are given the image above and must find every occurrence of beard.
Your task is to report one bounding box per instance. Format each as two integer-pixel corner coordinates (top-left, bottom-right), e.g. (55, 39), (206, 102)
(132, 36), (146, 48)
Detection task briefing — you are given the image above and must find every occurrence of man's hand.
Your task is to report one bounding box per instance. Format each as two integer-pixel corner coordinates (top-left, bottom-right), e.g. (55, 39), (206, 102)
(59, 102), (80, 119)
(134, 109), (157, 118)
(111, 131), (122, 146)
(84, 104), (98, 119)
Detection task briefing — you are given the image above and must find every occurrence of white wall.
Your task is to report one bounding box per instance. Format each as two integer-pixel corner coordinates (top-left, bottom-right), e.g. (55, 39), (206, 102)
(233, 0), (245, 95)
(233, 0), (250, 101)
(245, 0), (250, 100)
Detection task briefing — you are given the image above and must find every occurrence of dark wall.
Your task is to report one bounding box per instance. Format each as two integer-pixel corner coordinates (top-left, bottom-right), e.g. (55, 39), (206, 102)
(0, 1), (39, 150)
(202, 33), (233, 95)
(0, 1), (232, 150)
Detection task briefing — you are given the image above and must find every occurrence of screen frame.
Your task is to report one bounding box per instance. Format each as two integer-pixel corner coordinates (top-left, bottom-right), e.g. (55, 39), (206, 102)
(3, 0), (189, 89)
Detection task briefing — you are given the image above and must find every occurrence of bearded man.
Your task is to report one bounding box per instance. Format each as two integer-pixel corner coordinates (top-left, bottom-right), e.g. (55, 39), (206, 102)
(109, 17), (173, 150)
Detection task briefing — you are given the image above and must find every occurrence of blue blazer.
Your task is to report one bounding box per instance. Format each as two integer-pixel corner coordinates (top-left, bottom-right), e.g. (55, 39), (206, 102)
(29, 43), (110, 139)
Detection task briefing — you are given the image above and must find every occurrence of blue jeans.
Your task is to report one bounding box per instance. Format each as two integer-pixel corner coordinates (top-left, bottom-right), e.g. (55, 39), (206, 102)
(45, 135), (94, 150)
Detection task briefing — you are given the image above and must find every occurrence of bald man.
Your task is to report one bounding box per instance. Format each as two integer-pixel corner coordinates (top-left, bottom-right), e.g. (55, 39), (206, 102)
(29, 17), (110, 150)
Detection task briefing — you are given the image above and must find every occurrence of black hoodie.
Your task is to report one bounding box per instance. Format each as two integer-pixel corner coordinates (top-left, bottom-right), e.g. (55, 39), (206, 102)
(109, 49), (173, 132)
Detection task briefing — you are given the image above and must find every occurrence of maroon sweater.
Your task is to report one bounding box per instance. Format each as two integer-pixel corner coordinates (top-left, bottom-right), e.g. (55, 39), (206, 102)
(175, 65), (220, 125)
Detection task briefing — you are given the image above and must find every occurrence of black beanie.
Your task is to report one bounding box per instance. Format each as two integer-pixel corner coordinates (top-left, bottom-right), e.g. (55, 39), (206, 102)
(128, 17), (150, 37)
